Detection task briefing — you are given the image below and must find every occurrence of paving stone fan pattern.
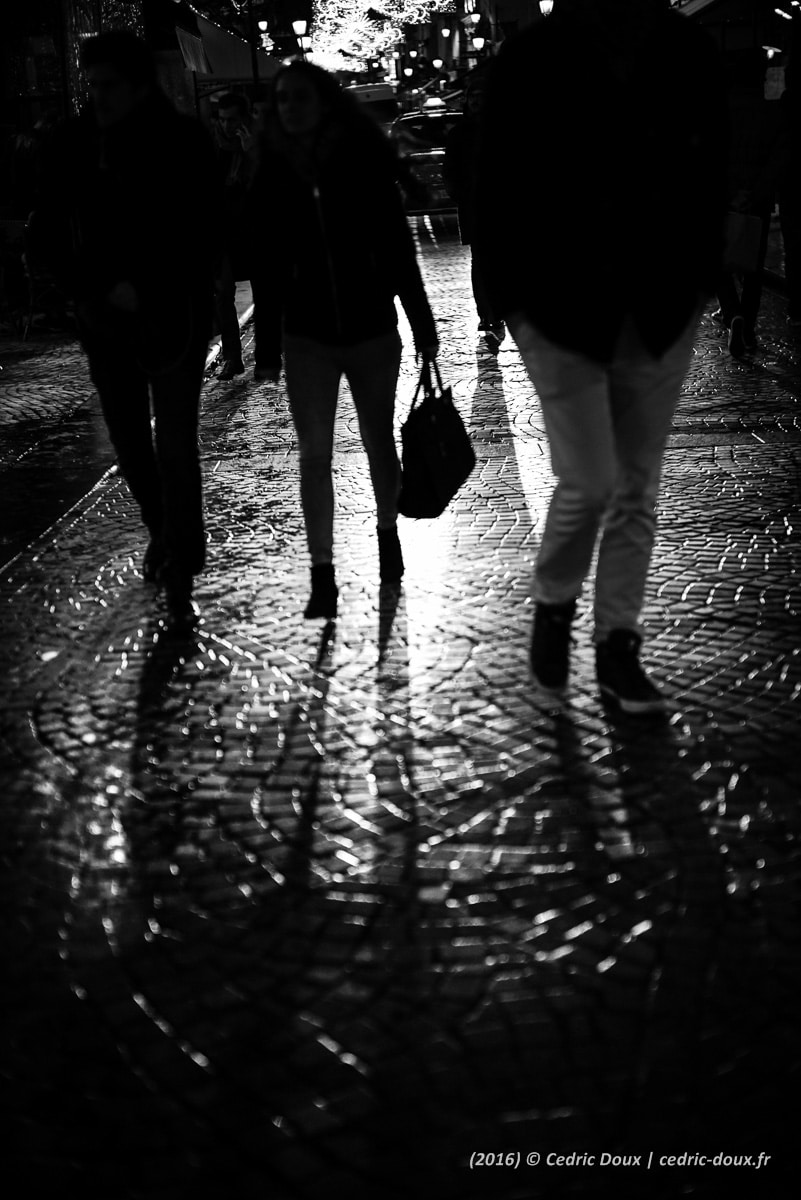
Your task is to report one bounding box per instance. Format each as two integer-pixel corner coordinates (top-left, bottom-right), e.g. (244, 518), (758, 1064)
(1, 220), (800, 1200)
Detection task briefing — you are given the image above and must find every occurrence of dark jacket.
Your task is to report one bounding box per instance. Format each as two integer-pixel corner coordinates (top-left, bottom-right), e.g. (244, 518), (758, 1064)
(725, 89), (787, 214)
(30, 92), (220, 315)
(473, 9), (729, 363)
(213, 126), (255, 279)
(249, 120), (437, 368)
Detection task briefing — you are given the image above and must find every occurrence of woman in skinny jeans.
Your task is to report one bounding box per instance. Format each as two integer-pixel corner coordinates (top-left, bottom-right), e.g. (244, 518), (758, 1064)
(250, 62), (438, 619)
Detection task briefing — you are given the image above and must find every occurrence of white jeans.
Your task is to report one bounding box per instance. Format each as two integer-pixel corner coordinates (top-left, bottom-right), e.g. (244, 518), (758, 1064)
(509, 311), (700, 640)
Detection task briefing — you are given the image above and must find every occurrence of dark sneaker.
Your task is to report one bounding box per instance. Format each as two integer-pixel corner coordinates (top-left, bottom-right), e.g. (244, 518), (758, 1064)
(596, 630), (666, 715)
(253, 364), (278, 382)
(377, 525), (404, 583)
(483, 322), (506, 353)
(142, 537), (166, 583)
(219, 356), (245, 381)
(304, 563), (338, 620)
(529, 599), (576, 694)
(162, 563), (196, 625)
(728, 315), (747, 357)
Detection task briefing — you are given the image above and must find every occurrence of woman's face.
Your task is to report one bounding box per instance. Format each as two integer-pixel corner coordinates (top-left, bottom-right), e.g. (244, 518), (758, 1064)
(275, 75), (325, 138)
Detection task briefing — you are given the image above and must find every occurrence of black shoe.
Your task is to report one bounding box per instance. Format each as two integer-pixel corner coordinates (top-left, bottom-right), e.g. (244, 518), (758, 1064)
(483, 322), (506, 353)
(142, 537), (166, 583)
(253, 364), (278, 383)
(219, 356), (244, 381)
(162, 563), (196, 624)
(377, 525), (404, 583)
(530, 599), (576, 694)
(728, 315), (747, 357)
(596, 629), (666, 715)
(304, 563), (338, 620)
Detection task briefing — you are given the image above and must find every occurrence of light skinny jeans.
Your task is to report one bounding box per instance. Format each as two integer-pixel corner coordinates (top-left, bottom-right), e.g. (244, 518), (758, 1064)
(283, 330), (403, 565)
(509, 311), (700, 640)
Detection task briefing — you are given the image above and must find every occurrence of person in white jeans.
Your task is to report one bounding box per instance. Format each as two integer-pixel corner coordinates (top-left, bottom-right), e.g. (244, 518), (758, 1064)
(508, 310), (701, 712)
(472, 0), (728, 713)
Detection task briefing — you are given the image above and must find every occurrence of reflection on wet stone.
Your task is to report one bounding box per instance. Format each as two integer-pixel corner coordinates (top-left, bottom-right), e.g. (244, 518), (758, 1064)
(0, 218), (799, 1198)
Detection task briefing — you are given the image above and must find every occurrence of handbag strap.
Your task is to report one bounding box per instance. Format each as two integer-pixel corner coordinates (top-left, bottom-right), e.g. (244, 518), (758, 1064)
(409, 357), (445, 412)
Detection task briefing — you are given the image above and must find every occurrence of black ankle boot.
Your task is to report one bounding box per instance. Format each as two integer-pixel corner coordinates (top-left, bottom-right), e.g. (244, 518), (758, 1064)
(142, 536), (166, 583)
(304, 563), (338, 619)
(377, 525), (404, 583)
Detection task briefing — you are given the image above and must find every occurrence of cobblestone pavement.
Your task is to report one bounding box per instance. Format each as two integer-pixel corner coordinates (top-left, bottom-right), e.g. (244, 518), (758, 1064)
(1, 217), (800, 1200)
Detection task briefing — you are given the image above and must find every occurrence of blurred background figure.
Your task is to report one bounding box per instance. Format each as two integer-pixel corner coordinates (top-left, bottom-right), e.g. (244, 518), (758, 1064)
(248, 61), (438, 621)
(779, 36), (801, 328)
(211, 91), (256, 380)
(443, 68), (505, 353)
(28, 31), (219, 623)
(474, 0), (728, 715)
(714, 48), (787, 356)
(248, 84), (277, 382)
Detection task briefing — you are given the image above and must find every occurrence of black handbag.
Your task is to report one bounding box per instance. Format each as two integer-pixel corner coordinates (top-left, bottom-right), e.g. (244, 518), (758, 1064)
(398, 358), (476, 519)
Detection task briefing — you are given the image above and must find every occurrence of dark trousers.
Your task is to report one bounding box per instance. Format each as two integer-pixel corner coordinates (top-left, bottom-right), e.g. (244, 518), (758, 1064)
(716, 207), (771, 333)
(471, 252), (500, 328)
(250, 272), (270, 369)
(780, 185), (801, 319)
(81, 299), (212, 576)
(213, 252), (242, 363)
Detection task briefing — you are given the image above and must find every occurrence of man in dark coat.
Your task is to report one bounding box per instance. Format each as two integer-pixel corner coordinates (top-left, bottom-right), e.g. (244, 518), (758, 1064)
(714, 49), (787, 355)
(473, 0), (728, 713)
(443, 67), (504, 351)
(30, 32), (219, 622)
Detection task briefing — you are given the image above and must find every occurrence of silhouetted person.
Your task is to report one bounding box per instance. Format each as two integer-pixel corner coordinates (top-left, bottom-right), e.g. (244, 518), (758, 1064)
(444, 68), (505, 351)
(714, 49), (787, 356)
(248, 62), (438, 620)
(212, 91), (255, 380)
(30, 32), (219, 622)
(473, 0), (727, 714)
(779, 40), (801, 327)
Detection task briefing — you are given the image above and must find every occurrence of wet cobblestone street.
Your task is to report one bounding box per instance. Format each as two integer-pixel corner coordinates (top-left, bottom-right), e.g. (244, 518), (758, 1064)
(1, 217), (800, 1200)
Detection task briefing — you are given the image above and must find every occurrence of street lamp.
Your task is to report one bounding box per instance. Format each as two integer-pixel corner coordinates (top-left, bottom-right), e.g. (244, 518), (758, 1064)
(292, 18), (310, 60)
(539, 0), (554, 14)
